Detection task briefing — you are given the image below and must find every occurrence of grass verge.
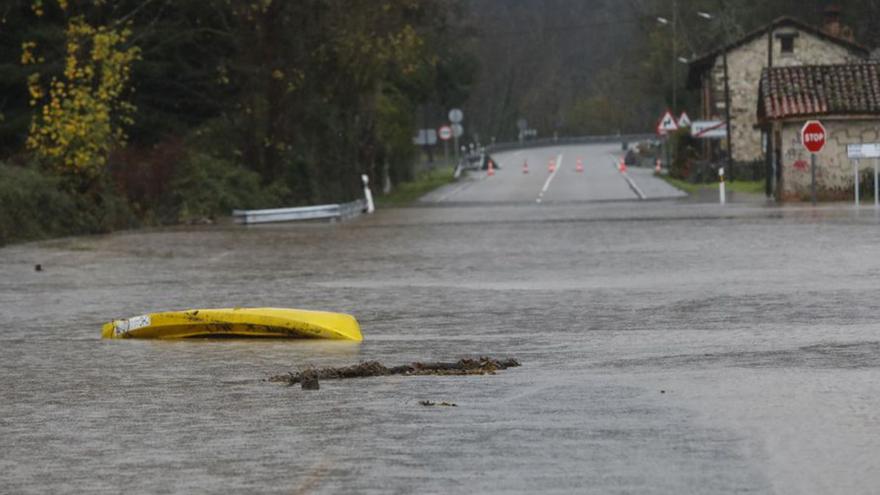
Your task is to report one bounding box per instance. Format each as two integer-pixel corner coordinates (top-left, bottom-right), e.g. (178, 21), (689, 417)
(661, 176), (765, 195)
(376, 166), (455, 206)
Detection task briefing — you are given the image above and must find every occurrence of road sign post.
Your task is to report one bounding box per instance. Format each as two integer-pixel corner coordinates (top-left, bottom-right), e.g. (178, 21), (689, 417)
(438, 125), (452, 166)
(691, 120), (727, 139)
(656, 110), (679, 171)
(811, 154), (817, 206)
(846, 143), (880, 208)
(517, 118), (528, 145)
(656, 110), (678, 135)
(855, 159), (861, 207)
(801, 120), (826, 206)
(677, 112), (692, 129)
(449, 109), (463, 162)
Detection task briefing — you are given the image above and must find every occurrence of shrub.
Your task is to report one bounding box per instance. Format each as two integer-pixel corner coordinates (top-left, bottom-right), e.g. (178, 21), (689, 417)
(168, 152), (287, 223)
(0, 162), (133, 245)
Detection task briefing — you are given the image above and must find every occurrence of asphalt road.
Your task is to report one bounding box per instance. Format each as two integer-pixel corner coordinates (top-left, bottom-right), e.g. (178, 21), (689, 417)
(421, 143), (685, 204)
(2, 143), (880, 494)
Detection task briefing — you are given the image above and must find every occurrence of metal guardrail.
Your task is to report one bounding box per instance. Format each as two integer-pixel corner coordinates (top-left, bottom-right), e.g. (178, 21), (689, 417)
(485, 133), (657, 153)
(233, 199), (366, 225)
(338, 199), (367, 220)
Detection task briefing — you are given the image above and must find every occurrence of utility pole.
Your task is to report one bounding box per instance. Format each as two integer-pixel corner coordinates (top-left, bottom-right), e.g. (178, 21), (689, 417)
(672, 0), (678, 113)
(422, 103), (433, 164)
(720, 6), (733, 181)
(723, 49), (733, 180)
(765, 27), (774, 198)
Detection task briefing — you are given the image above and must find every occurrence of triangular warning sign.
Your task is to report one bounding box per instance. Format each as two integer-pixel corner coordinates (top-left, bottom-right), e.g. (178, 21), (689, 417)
(656, 110), (678, 135)
(677, 112), (692, 128)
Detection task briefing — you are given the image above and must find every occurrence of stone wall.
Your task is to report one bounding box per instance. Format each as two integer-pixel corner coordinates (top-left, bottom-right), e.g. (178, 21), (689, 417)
(778, 119), (880, 200)
(708, 29), (862, 163)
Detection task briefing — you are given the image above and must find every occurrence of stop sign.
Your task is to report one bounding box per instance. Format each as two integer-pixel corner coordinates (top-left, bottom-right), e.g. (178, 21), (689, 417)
(801, 120), (826, 153)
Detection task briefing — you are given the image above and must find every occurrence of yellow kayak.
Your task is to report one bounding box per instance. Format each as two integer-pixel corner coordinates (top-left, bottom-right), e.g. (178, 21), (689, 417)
(101, 307), (362, 341)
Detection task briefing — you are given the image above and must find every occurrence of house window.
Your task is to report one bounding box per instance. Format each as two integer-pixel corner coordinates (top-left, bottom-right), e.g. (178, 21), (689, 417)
(777, 33), (798, 55)
(781, 36), (794, 53)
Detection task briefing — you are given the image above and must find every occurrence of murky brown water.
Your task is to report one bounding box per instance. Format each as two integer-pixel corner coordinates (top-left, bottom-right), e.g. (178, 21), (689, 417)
(3, 200), (880, 493)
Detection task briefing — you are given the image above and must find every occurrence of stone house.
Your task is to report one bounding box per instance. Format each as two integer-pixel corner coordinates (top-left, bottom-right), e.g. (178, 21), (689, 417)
(686, 12), (869, 168)
(757, 63), (880, 200)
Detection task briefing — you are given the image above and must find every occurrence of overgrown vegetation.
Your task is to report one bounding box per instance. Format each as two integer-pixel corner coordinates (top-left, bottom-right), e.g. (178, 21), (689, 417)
(0, 161), (133, 245)
(662, 175), (765, 195)
(376, 166), (455, 206)
(0, 0), (475, 245)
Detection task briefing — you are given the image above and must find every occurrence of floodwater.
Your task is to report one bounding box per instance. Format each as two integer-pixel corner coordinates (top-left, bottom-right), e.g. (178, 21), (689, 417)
(3, 200), (880, 493)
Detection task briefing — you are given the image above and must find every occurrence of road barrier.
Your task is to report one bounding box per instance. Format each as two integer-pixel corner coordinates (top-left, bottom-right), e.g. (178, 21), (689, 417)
(486, 133), (656, 153)
(233, 199), (367, 225)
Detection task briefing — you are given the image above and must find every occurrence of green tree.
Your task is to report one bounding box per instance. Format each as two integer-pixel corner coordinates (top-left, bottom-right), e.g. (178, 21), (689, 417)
(25, 13), (140, 176)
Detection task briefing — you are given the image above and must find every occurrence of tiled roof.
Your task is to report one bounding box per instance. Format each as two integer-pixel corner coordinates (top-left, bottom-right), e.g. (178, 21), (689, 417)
(758, 63), (880, 120)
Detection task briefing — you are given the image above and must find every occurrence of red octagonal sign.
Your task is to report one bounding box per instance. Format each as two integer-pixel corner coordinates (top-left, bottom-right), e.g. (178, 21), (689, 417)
(801, 120), (826, 154)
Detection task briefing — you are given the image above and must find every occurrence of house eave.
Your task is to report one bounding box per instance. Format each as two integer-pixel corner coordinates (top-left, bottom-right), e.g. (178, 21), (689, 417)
(687, 16), (870, 88)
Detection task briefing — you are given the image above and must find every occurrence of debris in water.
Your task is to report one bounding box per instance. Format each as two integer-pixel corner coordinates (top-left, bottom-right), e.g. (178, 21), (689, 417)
(270, 356), (520, 389)
(300, 369), (320, 390)
(419, 400), (457, 407)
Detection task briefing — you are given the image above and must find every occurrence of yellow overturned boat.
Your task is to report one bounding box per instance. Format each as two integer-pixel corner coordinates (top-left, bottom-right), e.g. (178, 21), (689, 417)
(101, 307), (362, 341)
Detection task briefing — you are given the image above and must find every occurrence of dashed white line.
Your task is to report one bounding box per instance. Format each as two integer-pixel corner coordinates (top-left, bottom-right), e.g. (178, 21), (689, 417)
(537, 153), (564, 203)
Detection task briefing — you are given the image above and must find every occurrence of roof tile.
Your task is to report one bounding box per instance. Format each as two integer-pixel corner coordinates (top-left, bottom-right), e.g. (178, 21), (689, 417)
(759, 63), (880, 120)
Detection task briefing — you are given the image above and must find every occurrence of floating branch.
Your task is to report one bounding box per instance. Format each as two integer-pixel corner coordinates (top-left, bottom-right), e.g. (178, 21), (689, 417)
(269, 356), (521, 390)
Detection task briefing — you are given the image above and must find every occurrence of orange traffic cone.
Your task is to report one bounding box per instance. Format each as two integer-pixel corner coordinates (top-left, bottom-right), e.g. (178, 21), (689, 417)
(522, 160), (529, 174)
(548, 159), (556, 173)
(618, 158), (627, 173)
(487, 159), (495, 176)
(575, 158), (584, 173)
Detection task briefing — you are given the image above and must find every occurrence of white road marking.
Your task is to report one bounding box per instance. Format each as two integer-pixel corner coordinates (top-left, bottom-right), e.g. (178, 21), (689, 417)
(610, 154), (647, 200)
(537, 153), (564, 203)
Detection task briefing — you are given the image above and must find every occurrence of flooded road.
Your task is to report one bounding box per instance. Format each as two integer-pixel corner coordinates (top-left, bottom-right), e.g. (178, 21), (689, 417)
(420, 143), (685, 204)
(3, 190), (880, 492)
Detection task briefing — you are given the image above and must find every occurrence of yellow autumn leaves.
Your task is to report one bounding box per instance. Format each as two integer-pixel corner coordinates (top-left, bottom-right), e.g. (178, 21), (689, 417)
(24, 14), (140, 175)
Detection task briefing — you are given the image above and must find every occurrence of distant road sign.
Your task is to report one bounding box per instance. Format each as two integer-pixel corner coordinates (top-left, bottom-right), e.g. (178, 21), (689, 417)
(438, 125), (453, 141)
(516, 118), (528, 131)
(691, 120), (726, 139)
(656, 110), (678, 135)
(801, 120), (826, 154)
(448, 108), (463, 123)
(413, 129), (437, 146)
(677, 112), (692, 128)
(451, 123), (464, 138)
(847, 143), (880, 159)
